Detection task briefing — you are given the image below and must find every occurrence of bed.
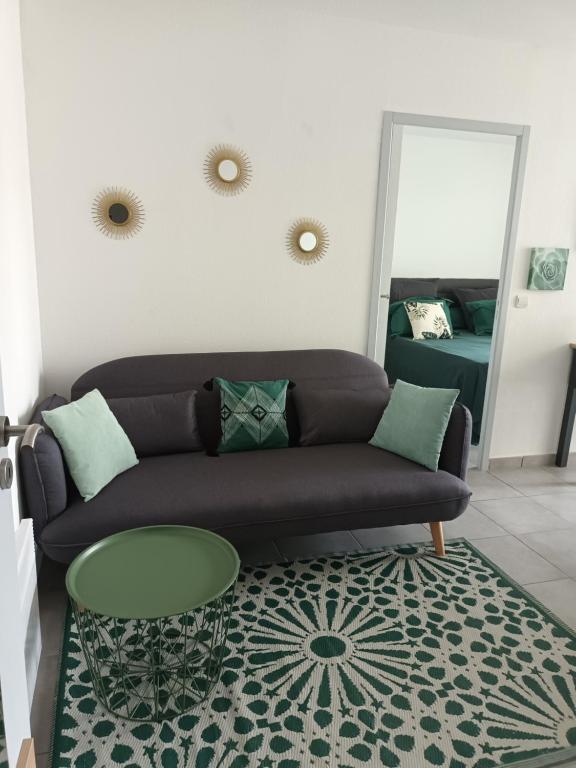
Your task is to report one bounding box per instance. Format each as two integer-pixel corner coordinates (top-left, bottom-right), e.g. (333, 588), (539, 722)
(384, 278), (498, 444)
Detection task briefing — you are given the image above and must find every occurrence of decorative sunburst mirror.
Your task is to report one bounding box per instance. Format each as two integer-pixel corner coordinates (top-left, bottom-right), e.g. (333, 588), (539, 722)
(204, 145), (252, 196)
(286, 218), (329, 265)
(92, 187), (145, 239)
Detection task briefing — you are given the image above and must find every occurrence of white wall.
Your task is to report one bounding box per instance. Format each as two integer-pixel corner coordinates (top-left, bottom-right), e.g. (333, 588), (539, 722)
(0, 0), (43, 519)
(19, 0), (576, 460)
(392, 127), (515, 279)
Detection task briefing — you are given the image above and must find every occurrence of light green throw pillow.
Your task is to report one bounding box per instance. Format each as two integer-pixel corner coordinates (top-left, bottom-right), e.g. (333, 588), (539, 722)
(42, 389), (138, 501)
(370, 379), (459, 471)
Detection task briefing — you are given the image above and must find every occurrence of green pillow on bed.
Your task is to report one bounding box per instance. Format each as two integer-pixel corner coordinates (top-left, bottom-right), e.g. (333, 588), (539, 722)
(466, 299), (496, 335)
(449, 305), (467, 330)
(388, 297), (453, 337)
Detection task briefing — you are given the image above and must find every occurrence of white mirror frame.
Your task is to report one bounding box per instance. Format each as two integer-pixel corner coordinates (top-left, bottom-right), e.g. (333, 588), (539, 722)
(367, 112), (530, 471)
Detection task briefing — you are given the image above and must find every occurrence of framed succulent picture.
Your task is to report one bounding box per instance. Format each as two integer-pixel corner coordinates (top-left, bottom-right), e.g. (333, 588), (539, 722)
(527, 247), (569, 290)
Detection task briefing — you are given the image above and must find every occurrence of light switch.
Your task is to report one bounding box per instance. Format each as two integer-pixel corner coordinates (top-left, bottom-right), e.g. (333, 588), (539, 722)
(514, 294), (528, 309)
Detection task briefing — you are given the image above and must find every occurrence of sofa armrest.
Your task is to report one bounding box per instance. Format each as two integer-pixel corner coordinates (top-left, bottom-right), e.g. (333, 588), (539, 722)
(438, 403), (472, 480)
(19, 394), (69, 543)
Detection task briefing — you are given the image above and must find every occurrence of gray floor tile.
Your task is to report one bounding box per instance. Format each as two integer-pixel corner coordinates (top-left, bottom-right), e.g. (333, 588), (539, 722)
(530, 492), (576, 524)
(524, 579), (576, 629)
(542, 466), (576, 484)
(520, 529), (576, 578)
(38, 589), (68, 656)
(236, 540), (284, 565)
(35, 753), (50, 768)
(443, 505), (508, 539)
(466, 470), (522, 501)
(30, 653), (60, 755)
(352, 524), (431, 549)
(488, 467), (572, 497)
(275, 531), (363, 559)
(472, 496), (573, 535)
(471, 535), (565, 585)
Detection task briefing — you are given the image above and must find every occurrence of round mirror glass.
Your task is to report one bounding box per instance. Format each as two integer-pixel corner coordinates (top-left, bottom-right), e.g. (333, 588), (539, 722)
(298, 231), (318, 253)
(108, 202), (130, 225)
(218, 159), (239, 183)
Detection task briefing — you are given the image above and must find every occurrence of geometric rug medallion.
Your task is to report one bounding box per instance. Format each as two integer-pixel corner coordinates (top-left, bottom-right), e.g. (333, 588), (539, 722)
(51, 540), (576, 768)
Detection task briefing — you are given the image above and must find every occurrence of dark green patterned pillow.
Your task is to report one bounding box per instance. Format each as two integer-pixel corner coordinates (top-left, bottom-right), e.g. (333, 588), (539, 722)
(466, 299), (496, 336)
(215, 378), (290, 453)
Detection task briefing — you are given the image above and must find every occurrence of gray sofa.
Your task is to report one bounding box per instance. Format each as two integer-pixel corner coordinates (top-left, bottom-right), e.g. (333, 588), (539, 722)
(20, 349), (472, 564)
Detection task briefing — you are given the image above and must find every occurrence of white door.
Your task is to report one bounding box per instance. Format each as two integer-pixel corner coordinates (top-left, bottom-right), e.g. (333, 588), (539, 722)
(0, 360), (31, 767)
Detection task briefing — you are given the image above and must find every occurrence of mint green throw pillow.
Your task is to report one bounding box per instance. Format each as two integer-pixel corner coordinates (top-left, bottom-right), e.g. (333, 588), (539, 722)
(216, 378), (290, 453)
(42, 389), (138, 501)
(369, 379), (459, 471)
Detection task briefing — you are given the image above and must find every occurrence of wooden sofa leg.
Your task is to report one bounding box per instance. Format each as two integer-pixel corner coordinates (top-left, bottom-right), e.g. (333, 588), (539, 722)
(430, 522), (445, 557)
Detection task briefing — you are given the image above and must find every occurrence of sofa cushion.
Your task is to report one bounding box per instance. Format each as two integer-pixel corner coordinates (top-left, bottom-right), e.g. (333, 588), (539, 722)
(40, 443), (471, 562)
(22, 394), (70, 526)
(20, 432), (68, 532)
(30, 393), (70, 426)
(107, 391), (202, 457)
(370, 380), (459, 471)
(71, 350), (390, 453)
(294, 388), (389, 446)
(42, 390), (139, 502)
(215, 378), (290, 453)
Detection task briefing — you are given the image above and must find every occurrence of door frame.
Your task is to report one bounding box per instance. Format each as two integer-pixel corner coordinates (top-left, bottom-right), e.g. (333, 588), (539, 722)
(367, 112), (530, 471)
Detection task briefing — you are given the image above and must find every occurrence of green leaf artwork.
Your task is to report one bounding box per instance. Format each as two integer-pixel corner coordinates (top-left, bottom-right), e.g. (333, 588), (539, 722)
(527, 247), (569, 290)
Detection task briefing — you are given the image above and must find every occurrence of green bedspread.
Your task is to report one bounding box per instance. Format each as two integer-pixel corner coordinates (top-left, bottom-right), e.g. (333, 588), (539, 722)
(384, 331), (491, 444)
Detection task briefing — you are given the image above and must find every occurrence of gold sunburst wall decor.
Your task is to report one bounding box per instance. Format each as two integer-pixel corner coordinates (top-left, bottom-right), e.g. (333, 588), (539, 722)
(92, 187), (145, 239)
(204, 145), (252, 196)
(286, 218), (330, 265)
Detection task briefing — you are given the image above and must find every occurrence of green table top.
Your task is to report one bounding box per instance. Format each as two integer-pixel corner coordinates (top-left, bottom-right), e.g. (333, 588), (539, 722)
(65, 526), (240, 620)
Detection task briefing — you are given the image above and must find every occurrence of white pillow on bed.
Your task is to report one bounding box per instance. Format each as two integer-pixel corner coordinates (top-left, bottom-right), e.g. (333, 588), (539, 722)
(404, 301), (453, 340)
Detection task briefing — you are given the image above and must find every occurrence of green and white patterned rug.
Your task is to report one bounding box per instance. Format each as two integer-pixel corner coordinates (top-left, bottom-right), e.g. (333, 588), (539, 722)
(51, 540), (576, 768)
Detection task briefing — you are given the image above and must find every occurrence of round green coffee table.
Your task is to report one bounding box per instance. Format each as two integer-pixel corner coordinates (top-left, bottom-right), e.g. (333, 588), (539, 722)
(66, 525), (240, 722)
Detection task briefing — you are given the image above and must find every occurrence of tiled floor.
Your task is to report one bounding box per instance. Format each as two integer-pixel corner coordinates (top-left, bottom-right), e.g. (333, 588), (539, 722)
(30, 465), (576, 767)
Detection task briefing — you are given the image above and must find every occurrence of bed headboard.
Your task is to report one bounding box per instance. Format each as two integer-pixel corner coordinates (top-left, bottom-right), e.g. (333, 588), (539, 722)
(390, 277), (499, 304)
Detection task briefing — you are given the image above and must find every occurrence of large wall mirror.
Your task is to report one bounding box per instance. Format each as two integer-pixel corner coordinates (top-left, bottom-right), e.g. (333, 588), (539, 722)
(368, 113), (530, 469)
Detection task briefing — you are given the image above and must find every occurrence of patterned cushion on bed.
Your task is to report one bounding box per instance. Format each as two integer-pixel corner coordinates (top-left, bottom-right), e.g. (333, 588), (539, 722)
(404, 300), (453, 340)
(389, 297), (453, 337)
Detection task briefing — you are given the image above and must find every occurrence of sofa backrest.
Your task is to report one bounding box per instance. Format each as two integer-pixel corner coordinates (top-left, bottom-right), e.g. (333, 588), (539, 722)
(71, 349), (389, 450)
